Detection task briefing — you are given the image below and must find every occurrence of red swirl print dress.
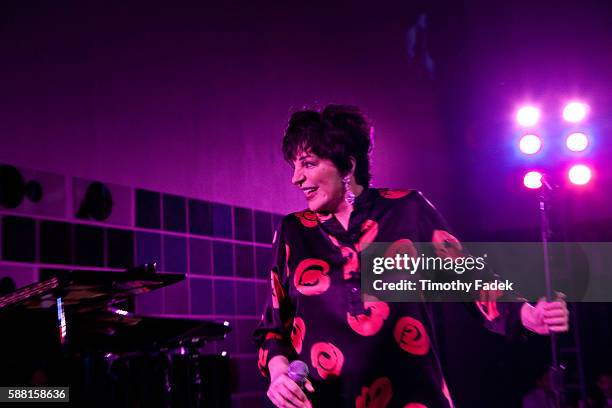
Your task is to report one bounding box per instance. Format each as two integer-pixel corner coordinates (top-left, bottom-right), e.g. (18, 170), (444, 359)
(253, 188), (524, 408)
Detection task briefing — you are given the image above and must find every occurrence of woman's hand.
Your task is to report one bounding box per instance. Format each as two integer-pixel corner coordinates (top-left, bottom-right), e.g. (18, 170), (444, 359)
(521, 293), (569, 335)
(267, 356), (314, 408)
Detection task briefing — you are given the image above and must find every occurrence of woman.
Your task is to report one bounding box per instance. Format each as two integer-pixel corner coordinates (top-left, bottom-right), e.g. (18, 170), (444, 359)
(254, 104), (569, 408)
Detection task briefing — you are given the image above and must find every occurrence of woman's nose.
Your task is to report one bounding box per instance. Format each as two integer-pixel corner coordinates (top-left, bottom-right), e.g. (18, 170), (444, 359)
(292, 167), (305, 186)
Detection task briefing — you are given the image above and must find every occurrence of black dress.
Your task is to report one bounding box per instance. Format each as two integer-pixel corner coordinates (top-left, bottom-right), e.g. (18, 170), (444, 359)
(254, 188), (524, 408)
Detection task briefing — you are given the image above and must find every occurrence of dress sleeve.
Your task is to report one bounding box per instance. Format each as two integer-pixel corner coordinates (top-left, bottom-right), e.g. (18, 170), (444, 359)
(252, 218), (297, 378)
(415, 191), (527, 341)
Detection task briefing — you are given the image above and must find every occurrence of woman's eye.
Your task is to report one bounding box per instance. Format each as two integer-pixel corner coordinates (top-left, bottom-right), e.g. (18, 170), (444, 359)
(304, 161), (316, 168)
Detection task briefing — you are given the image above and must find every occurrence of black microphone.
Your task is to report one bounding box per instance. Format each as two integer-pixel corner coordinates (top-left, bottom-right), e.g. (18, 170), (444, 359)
(287, 360), (309, 389)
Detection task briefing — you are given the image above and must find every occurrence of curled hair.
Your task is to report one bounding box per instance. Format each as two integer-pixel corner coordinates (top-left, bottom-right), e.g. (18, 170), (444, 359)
(282, 104), (373, 187)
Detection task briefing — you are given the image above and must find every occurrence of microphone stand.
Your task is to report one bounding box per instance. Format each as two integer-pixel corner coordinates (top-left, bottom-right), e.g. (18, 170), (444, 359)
(538, 176), (563, 408)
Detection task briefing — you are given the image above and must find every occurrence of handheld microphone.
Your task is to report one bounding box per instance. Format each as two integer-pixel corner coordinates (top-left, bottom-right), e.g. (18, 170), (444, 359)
(287, 360), (309, 388)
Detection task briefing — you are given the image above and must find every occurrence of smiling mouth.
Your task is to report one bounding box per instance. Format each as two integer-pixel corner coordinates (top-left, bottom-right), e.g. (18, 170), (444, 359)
(301, 187), (318, 199)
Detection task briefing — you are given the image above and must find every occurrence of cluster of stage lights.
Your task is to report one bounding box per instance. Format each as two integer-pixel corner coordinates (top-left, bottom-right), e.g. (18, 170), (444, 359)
(517, 101), (592, 189)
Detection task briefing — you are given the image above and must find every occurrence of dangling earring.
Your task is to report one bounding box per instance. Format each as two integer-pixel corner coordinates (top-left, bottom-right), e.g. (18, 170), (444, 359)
(343, 175), (355, 205)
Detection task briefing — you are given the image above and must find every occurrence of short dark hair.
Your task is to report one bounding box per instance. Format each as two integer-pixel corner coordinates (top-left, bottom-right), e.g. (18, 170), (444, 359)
(282, 104), (373, 187)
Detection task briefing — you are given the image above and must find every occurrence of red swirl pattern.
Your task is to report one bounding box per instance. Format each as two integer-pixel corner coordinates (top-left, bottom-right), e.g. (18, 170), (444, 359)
(294, 210), (318, 228)
(355, 377), (393, 408)
(270, 270), (284, 309)
(294, 258), (331, 296)
(285, 244), (291, 277)
(291, 317), (306, 354)
(393, 316), (430, 356)
(378, 188), (413, 199)
(475, 299), (500, 322)
(310, 342), (344, 379)
(257, 347), (269, 376)
(265, 332), (282, 341)
(431, 230), (463, 259)
(341, 246), (359, 280)
(384, 239), (417, 259)
(347, 300), (390, 336)
(325, 233), (359, 280)
(403, 403), (427, 408)
(356, 219), (379, 252)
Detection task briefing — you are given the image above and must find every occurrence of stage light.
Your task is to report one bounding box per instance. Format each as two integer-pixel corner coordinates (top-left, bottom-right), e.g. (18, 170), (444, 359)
(516, 106), (541, 127)
(566, 132), (589, 152)
(519, 134), (542, 155)
(568, 164), (592, 185)
(523, 171), (543, 189)
(563, 102), (588, 123)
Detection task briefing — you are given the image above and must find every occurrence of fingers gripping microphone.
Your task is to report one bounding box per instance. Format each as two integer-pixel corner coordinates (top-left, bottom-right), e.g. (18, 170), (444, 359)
(287, 360), (309, 388)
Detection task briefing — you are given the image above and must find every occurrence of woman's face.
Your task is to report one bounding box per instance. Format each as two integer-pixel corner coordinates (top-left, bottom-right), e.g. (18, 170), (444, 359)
(291, 151), (345, 213)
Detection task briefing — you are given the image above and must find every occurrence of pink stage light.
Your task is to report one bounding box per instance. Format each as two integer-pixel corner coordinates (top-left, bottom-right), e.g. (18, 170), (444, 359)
(523, 171), (543, 189)
(519, 134), (542, 155)
(563, 102), (588, 123)
(568, 164), (592, 185)
(565, 132), (589, 152)
(516, 106), (541, 127)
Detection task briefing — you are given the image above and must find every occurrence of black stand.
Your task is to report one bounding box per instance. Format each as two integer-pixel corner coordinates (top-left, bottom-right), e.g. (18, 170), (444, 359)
(538, 177), (564, 408)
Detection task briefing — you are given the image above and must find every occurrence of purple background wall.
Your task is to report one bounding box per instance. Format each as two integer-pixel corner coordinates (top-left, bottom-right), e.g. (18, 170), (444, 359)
(0, 1), (450, 215)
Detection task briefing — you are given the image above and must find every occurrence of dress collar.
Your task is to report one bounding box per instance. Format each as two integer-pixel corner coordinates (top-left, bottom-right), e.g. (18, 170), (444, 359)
(317, 187), (377, 240)
(353, 186), (377, 209)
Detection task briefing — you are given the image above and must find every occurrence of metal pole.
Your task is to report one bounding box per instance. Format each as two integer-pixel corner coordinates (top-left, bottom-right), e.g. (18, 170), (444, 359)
(539, 177), (563, 408)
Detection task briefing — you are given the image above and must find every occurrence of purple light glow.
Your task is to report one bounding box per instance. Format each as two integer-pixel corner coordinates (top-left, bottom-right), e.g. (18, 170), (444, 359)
(523, 171), (543, 189)
(568, 164), (592, 185)
(519, 134), (543, 155)
(516, 106), (541, 127)
(563, 102), (589, 123)
(566, 132), (589, 152)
